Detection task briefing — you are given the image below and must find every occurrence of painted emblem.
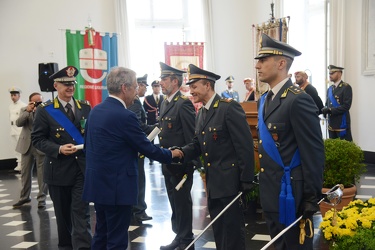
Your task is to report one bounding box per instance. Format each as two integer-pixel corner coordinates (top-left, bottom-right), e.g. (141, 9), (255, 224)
(79, 48), (108, 84)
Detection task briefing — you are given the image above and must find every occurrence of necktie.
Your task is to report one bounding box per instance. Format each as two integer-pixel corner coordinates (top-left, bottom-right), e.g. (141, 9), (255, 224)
(265, 90), (274, 112)
(65, 103), (75, 122)
(156, 96), (159, 104)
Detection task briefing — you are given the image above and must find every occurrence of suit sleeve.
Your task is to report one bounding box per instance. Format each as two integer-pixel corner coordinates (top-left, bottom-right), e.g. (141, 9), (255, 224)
(16, 108), (31, 127)
(226, 101), (254, 182)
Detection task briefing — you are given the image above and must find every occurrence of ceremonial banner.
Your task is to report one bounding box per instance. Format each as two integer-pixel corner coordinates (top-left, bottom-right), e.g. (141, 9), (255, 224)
(164, 42), (204, 112)
(66, 28), (118, 107)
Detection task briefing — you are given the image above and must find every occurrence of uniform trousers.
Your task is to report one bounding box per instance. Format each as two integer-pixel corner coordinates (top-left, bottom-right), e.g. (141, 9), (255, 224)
(92, 203), (132, 250)
(48, 173), (92, 250)
(163, 170), (194, 244)
(328, 129), (352, 141)
(264, 212), (314, 250)
(207, 195), (246, 250)
(19, 146), (47, 202)
(133, 157), (147, 215)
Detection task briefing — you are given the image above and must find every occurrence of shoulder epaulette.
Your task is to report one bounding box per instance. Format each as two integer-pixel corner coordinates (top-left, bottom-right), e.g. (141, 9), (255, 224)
(40, 100), (53, 108)
(77, 99), (91, 106)
(213, 100), (220, 108)
(339, 82), (349, 87)
(281, 86), (304, 98)
(220, 98), (233, 103)
(180, 95), (188, 100)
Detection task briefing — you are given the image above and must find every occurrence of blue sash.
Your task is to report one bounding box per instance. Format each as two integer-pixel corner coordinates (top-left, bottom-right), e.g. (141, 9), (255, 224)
(45, 104), (84, 145)
(328, 85), (347, 138)
(258, 94), (301, 226)
(222, 91), (231, 99)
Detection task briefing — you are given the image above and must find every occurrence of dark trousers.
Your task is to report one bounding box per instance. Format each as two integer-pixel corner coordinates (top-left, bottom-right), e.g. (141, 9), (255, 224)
(329, 129), (352, 141)
(207, 195), (246, 250)
(92, 203), (132, 250)
(164, 172), (194, 244)
(264, 212), (314, 250)
(48, 174), (92, 250)
(133, 157), (147, 215)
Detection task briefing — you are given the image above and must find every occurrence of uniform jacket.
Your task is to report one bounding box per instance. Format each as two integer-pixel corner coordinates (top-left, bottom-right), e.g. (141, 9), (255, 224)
(15, 107), (44, 156)
(143, 94), (163, 125)
(128, 96), (154, 134)
(325, 80), (352, 130)
(183, 94), (254, 199)
(158, 91), (196, 175)
(221, 90), (240, 102)
(258, 80), (324, 214)
(9, 100), (26, 136)
(31, 98), (91, 186)
(82, 97), (172, 205)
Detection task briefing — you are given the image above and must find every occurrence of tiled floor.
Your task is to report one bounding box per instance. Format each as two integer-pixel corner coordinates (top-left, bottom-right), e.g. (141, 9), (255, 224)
(0, 161), (373, 250)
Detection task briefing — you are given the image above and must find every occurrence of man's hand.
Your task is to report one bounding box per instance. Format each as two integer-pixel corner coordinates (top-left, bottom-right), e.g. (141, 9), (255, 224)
(26, 102), (36, 113)
(60, 144), (77, 155)
(321, 107), (331, 118)
(170, 147), (184, 159)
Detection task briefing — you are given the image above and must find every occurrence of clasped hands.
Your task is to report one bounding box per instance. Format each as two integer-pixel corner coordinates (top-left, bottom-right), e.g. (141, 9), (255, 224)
(169, 146), (184, 161)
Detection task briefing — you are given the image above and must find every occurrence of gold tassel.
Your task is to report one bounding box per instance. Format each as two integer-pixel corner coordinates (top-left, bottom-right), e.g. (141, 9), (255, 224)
(299, 218), (313, 244)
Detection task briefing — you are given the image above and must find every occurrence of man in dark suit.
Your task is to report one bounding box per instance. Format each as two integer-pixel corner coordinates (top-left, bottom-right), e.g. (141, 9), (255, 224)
(158, 62), (196, 250)
(82, 66), (182, 250)
(143, 80), (163, 126)
(182, 64), (255, 250)
(322, 65), (353, 141)
(220, 75), (240, 102)
(128, 74), (155, 222)
(255, 33), (324, 249)
(13, 92), (48, 209)
(294, 71), (324, 114)
(32, 66), (92, 250)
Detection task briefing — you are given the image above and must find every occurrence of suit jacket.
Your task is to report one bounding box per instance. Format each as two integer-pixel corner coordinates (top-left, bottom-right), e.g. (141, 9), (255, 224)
(143, 94), (163, 125)
(257, 80), (324, 214)
(182, 94), (254, 199)
(325, 80), (352, 130)
(304, 84), (323, 114)
(158, 91), (196, 175)
(15, 107), (44, 156)
(31, 98), (91, 186)
(82, 97), (172, 205)
(221, 90), (240, 102)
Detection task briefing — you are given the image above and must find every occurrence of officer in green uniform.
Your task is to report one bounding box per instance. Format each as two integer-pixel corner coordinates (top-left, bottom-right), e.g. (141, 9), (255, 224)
(182, 64), (255, 250)
(32, 66), (92, 250)
(255, 33), (324, 250)
(322, 65), (353, 141)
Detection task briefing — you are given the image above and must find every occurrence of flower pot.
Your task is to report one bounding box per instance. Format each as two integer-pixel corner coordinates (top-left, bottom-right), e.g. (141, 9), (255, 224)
(319, 185), (357, 217)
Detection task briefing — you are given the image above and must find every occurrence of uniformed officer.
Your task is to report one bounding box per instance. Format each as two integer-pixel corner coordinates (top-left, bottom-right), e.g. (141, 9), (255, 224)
(158, 62), (196, 250)
(8, 86), (26, 172)
(220, 75), (240, 102)
(129, 73), (155, 222)
(322, 65), (353, 141)
(182, 64), (255, 250)
(255, 33), (324, 249)
(143, 80), (163, 127)
(31, 66), (92, 249)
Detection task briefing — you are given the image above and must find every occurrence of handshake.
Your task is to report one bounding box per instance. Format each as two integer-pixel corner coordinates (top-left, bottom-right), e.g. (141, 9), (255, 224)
(169, 146), (184, 163)
(321, 107), (331, 118)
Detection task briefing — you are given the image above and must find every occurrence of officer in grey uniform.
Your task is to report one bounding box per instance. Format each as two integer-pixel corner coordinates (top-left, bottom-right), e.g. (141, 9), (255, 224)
(322, 65), (352, 141)
(182, 64), (255, 250)
(158, 62), (196, 250)
(32, 66), (92, 250)
(255, 33), (324, 250)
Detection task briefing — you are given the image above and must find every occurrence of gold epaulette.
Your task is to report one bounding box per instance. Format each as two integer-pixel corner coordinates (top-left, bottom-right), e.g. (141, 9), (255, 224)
(220, 98), (233, 103)
(339, 82), (348, 87)
(281, 86), (304, 98)
(179, 95), (188, 100)
(40, 100), (53, 108)
(77, 99), (90, 106)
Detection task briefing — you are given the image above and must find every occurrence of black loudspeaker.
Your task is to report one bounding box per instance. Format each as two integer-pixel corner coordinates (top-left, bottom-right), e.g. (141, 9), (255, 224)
(38, 63), (58, 92)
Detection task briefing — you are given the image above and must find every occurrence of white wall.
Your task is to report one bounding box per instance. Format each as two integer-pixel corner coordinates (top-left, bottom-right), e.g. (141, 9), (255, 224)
(0, 0), (373, 160)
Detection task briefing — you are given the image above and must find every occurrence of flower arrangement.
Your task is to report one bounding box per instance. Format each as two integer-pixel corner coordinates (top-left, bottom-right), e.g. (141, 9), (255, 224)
(319, 198), (375, 249)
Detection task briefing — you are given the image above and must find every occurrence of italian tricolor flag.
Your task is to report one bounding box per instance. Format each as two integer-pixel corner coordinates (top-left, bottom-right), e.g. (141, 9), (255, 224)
(66, 28), (118, 107)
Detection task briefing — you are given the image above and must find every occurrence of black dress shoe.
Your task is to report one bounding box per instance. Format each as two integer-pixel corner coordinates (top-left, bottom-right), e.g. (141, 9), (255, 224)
(13, 198), (31, 208)
(38, 201), (46, 209)
(160, 239), (180, 250)
(134, 213), (152, 222)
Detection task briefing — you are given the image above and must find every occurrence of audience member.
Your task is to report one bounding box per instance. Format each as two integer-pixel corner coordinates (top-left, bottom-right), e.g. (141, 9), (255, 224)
(8, 86), (26, 172)
(32, 66), (92, 249)
(294, 71), (324, 114)
(322, 65), (353, 141)
(82, 66), (182, 249)
(13, 92), (48, 209)
(220, 76), (240, 102)
(255, 33), (324, 249)
(243, 77), (256, 101)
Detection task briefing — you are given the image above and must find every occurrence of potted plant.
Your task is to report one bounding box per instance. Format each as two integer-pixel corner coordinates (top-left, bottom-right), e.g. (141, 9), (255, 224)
(320, 198), (375, 249)
(320, 138), (367, 216)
